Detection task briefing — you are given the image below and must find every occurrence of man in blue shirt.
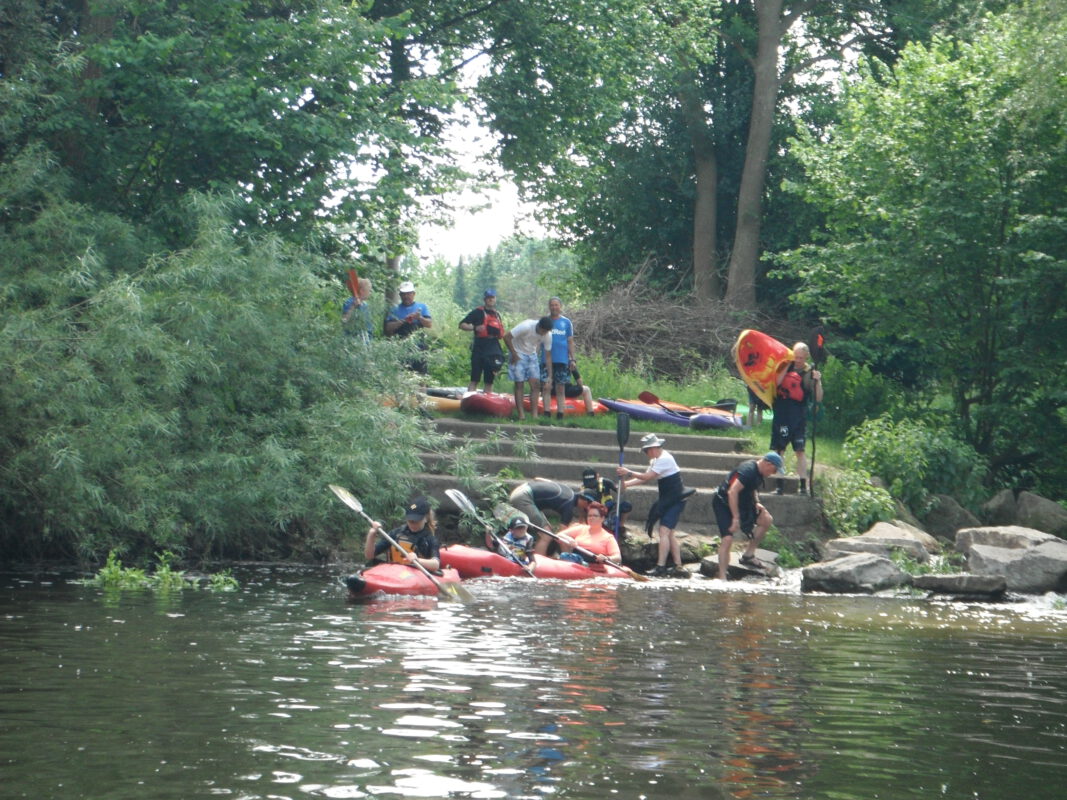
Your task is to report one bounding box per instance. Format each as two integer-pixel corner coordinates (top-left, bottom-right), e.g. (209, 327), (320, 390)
(384, 280), (433, 373)
(541, 296), (575, 419)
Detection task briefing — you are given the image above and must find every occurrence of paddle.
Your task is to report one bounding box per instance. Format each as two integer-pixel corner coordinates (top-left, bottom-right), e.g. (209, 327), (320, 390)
(328, 484), (473, 602)
(491, 505), (650, 583)
(637, 390), (692, 417)
(614, 412), (630, 541)
(445, 488), (536, 577)
(808, 327), (826, 497)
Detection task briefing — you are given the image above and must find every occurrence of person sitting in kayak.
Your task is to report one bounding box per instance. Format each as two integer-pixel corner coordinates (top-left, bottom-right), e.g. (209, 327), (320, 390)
(363, 496), (441, 572)
(556, 503), (621, 565)
(485, 515), (536, 564)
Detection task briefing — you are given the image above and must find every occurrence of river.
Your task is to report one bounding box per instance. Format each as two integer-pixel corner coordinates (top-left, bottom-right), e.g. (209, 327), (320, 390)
(2, 567), (1065, 799)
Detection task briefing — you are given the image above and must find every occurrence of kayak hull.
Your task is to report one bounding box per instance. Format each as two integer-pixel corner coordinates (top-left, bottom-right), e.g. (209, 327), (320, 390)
(599, 398), (742, 429)
(344, 563), (463, 598)
(441, 544), (531, 578)
(459, 391), (516, 417)
(440, 544), (631, 580)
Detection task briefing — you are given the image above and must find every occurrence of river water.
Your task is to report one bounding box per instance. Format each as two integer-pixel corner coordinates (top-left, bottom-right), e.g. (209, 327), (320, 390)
(2, 567), (1066, 800)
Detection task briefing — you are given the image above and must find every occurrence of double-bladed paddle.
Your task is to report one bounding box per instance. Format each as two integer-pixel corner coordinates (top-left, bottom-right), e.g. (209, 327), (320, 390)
(329, 484), (473, 602)
(614, 412), (630, 541)
(445, 488), (536, 577)
(490, 504), (650, 582)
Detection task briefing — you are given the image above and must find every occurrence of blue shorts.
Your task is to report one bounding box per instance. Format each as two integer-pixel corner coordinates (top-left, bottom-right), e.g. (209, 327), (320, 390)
(659, 500), (686, 530)
(508, 353), (542, 382)
(542, 361), (571, 386)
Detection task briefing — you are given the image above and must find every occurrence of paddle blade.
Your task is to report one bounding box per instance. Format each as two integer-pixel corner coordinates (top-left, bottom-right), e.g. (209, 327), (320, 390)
(616, 411), (630, 450)
(443, 581), (476, 603)
(445, 488), (476, 517)
(624, 566), (651, 583)
(329, 484), (363, 514)
(637, 391), (659, 404)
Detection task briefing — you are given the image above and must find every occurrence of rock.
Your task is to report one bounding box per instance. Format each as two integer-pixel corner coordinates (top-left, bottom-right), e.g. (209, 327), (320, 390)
(821, 536), (928, 563)
(920, 494), (980, 542)
(966, 540), (1067, 593)
(892, 499), (925, 530)
(1015, 492), (1067, 538)
(801, 553), (911, 594)
(981, 489), (1018, 526)
(864, 520), (941, 556)
(912, 573), (1007, 599)
(955, 525), (1057, 554)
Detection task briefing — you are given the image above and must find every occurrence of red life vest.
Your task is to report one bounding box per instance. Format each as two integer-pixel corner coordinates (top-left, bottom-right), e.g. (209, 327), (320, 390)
(777, 367), (806, 403)
(476, 307), (504, 339)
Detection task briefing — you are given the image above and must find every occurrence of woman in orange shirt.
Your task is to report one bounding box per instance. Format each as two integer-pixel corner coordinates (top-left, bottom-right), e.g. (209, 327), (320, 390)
(558, 502), (621, 564)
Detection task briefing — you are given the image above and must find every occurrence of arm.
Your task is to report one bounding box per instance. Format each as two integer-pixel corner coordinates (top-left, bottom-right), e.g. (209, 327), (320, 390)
(364, 522), (383, 561)
(809, 369), (824, 403)
(504, 330), (518, 362)
(616, 465), (658, 489)
(727, 481), (744, 534)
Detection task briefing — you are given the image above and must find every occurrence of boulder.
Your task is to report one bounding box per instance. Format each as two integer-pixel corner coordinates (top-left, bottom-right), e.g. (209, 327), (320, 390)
(966, 540), (1067, 593)
(801, 553), (911, 594)
(920, 494), (980, 542)
(911, 573), (1007, 599)
(1015, 492), (1067, 538)
(821, 535), (928, 563)
(955, 525), (1057, 554)
(865, 520), (941, 555)
(980, 489), (1018, 526)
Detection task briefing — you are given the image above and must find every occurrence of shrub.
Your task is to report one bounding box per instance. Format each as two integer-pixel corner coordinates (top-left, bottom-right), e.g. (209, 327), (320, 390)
(844, 415), (988, 514)
(816, 357), (907, 439)
(821, 468), (896, 536)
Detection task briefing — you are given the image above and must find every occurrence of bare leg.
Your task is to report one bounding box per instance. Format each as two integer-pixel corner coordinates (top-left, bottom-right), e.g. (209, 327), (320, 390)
(529, 379), (541, 418)
(582, 386), (594, 414)
(741, 509), (774, 559)
(514, 381), (525, 419)
(717, 534), (734, 580)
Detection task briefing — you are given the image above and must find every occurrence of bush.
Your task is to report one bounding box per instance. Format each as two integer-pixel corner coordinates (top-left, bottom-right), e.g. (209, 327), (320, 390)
(816, 357), (907, 439)
(844, 415), (987, 514)
(821, 468), (896, 536)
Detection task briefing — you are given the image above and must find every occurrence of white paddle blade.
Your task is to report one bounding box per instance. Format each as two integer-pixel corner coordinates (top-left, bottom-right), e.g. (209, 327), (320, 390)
(444, 488), (476, 516)
(328, 484), (363, 513)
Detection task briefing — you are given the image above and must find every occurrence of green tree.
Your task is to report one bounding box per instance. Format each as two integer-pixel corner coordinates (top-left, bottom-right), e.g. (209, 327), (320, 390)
(777, 8), (1067, 490)
(452, 259), (469, 309)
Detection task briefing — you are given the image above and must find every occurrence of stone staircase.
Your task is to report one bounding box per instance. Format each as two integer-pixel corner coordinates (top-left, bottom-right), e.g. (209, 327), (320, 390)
(417, 418), (825, 543)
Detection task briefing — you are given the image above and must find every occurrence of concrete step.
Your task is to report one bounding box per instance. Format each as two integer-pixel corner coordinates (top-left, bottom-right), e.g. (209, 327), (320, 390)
(419, 473), (823, 540)
(434, 417), (753, 454)
(420, 452), (800, 493)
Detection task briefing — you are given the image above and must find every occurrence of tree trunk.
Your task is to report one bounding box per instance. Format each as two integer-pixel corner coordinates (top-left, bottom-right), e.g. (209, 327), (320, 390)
(725, 0), (783, 311)
(678, 74), (720, 300)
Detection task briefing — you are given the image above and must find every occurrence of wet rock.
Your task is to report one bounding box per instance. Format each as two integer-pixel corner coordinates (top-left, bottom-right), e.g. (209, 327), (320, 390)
(1015, 492), (1067, 538)
(912, 573), (1006, 599)
(966, 541), (1067, 593)
(801, 553), (911, 594)
(920, 495), (980, 542)
(822, 521), (937, 563)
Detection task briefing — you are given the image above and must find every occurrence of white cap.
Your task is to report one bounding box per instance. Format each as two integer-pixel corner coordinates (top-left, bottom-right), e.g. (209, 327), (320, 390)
(398, 281), (415, 293)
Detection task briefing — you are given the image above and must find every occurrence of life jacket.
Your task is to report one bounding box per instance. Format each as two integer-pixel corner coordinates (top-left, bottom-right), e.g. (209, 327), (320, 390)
(387, 538), (417, 564)
(476, 307), (504, 339)
(777, 367), (806, 403)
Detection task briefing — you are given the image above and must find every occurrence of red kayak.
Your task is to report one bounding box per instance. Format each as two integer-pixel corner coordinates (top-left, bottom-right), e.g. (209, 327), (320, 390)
(440, 544), (631, 580)
(441, 544), (531, 578)
(344, 563), (464, 599)
(459, 391), (516, 417)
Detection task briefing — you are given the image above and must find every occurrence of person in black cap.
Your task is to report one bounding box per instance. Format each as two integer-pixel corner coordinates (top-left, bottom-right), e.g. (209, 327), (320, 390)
(485, 514), (537, 563)
(581, 468), (631, 533)
(459, 288), (506, 394)
(362, 495), (441, 571)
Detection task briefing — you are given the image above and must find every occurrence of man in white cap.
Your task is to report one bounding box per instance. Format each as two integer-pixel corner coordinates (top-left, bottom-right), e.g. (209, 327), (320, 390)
(710, 452), (780, 579)
(384, 280), (433, 373)
(618, 433), (690, 577)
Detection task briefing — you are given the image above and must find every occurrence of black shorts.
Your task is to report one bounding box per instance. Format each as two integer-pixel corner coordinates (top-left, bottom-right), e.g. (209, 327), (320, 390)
(770, 406), (807, 452)
(470, 351), (505, 384)
(712, 495), (756, 538)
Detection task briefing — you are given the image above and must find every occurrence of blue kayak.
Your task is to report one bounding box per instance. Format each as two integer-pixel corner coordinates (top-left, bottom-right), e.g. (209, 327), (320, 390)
(598, 398), (742, 429)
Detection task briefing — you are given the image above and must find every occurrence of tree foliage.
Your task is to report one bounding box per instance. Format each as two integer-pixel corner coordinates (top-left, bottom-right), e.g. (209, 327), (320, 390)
(0, 179), (440, 563)
(777, 7), (1067, 491)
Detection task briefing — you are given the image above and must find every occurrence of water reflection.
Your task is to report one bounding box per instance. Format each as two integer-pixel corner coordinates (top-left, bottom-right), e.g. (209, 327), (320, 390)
(1, 569), (1066, 799)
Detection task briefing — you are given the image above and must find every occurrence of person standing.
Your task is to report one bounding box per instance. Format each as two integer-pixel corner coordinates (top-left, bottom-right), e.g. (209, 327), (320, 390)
(384, 280), (433, 373)
(617, 433), (689, 577)
(342, 277), (374, 340)
(458, 288), (506, 393)
(541, 297), (575, 420)
(504, 316), (553, 420)
(710, 453), (781, 579)
(771, 342), (823, 494)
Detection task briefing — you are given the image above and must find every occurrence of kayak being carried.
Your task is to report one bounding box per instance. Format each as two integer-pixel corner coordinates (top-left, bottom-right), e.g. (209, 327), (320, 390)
(599, 397), (742, 430)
